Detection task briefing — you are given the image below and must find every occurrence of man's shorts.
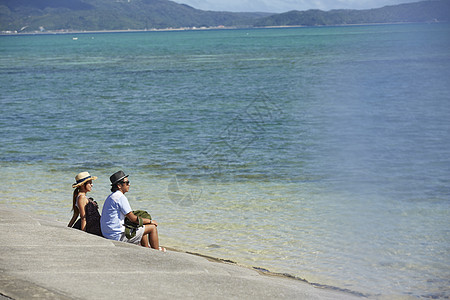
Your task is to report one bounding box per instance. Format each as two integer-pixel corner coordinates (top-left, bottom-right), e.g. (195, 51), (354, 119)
(119, 226), (145, 245)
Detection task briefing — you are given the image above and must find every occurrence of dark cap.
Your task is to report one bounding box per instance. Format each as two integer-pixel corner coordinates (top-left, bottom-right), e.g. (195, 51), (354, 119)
(110, 170), (129, 185)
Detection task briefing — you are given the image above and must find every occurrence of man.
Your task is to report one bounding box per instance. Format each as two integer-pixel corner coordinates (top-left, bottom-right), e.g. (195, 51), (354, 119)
(100, 170), (165, 251)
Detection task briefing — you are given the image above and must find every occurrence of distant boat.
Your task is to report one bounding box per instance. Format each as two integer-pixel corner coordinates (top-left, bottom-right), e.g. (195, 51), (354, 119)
(72, 37), (78, 40)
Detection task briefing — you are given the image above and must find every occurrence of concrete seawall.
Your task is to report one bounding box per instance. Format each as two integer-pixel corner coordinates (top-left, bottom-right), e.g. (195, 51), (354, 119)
(0, 206), (362, 299)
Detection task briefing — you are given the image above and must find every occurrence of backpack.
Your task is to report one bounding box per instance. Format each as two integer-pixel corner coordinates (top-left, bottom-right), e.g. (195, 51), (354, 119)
(72, 198), (103, 237)
(124, 210), (152, 239)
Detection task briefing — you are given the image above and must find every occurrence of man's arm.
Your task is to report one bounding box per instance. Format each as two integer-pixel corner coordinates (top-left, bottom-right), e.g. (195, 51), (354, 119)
(125, 211), (157, 226)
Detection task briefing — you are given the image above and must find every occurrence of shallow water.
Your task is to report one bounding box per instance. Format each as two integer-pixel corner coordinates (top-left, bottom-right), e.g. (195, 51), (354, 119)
(1, 24), (449, 298)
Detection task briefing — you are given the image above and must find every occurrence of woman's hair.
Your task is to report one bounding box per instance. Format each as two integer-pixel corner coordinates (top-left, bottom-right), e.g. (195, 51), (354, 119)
(72, 182), (90, 211)
(72, 187), (80, 213)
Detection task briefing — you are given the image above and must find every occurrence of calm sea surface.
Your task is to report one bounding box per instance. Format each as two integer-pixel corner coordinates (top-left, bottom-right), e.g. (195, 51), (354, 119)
(1, 24), (449, 298)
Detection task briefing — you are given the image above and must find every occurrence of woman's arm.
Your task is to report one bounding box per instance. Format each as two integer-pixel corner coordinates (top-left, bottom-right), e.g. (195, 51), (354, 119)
(77, 195), (89, 231)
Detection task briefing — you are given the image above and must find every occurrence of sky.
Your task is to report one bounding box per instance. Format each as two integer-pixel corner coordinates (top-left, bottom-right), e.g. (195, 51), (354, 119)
(173, 0), (421, 13)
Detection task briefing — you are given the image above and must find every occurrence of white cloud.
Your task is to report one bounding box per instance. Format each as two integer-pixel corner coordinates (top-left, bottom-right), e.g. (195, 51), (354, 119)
(174, 0), (421, 13)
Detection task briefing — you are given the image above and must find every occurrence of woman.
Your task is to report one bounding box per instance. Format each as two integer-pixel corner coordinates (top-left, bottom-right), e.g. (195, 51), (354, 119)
(68, 171), (102, 236)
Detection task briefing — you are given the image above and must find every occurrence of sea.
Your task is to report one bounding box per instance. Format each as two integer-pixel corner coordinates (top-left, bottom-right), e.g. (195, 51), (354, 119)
(1, 23), (449, 299)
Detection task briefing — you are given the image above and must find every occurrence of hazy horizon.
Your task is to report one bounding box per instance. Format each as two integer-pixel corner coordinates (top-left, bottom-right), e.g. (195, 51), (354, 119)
(173, 0), (422, 13)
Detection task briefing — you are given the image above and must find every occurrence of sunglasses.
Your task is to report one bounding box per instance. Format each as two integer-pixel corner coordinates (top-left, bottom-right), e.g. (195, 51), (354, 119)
(121, 181), (130, 186)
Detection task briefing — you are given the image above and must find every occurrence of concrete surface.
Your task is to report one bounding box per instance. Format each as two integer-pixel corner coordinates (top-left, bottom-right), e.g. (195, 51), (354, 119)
(0, 206), (363, 299)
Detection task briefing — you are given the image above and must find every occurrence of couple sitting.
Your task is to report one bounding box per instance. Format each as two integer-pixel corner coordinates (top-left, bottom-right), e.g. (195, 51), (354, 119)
(68, 170), (165, 252)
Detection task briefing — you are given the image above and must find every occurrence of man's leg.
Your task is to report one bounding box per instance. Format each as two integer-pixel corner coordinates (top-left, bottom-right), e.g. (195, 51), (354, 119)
(142, 224), (159, 249)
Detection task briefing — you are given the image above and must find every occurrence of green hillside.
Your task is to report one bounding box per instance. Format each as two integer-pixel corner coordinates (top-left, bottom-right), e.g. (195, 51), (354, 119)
(0, 0), (268, 32)
(254, 0), (450, 27)
(0, 0), (449, 33)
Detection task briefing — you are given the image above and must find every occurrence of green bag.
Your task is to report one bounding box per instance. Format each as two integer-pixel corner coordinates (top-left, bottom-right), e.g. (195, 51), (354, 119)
(124, 210), (152, 239)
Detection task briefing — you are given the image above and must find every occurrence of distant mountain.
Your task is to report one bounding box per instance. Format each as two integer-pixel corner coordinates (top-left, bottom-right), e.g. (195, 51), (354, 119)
(0, 0), (270, 32)
(254, 0), (450, 27)
(0, 0), (449, 33)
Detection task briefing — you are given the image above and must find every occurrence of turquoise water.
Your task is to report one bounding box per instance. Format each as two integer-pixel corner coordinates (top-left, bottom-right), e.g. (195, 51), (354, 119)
(1, 24), (449, 298)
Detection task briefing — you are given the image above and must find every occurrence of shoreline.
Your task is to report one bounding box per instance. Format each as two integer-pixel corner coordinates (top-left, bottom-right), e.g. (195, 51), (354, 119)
(0, 25), (242, 36)
(0, 21), (441, 36)
(180, 250), (368, 298)
(0, 204), (364, 299)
